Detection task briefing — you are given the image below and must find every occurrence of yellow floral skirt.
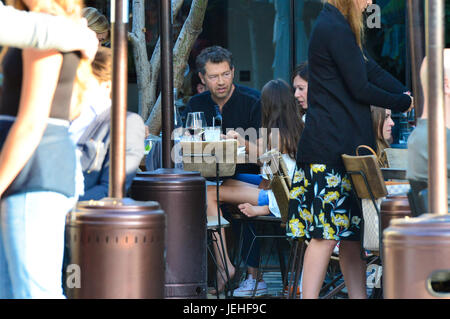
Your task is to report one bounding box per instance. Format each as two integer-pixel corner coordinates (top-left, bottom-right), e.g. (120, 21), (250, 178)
(286, 163), (362, 241)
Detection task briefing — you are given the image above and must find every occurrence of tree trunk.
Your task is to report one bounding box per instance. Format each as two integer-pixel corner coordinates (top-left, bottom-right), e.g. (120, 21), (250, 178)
(146, 0), (209, 135)
(130, 0), (185, 122)
(129, 0), (151, 119)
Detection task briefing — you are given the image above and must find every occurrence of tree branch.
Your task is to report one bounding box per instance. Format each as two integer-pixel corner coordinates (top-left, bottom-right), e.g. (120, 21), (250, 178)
(146, 0), (185, 120)
(147, 0), (208, 134)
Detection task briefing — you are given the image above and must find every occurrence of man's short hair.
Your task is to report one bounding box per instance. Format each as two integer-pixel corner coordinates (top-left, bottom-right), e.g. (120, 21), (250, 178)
(195, 46), (234, 75)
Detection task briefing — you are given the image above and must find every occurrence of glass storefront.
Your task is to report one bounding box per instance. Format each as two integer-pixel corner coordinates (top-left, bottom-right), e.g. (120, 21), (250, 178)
(55, 1), (449, 144)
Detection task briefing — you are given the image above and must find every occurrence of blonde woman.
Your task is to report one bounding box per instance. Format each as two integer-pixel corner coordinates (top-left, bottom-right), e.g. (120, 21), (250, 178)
(287, 0), (413, 299)
(82, 6), (110, 46)
(0, 0), (92, 298)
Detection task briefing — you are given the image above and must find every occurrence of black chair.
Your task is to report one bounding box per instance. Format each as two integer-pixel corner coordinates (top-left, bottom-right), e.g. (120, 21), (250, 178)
(419, 188), (428, 213)
(407, 180), (428, 217)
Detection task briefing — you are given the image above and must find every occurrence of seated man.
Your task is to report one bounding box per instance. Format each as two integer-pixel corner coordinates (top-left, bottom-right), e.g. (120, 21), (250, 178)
(184, 46), (264, 295)
(69, 46), (145, 200)
(183, 45), (262, 176)
(407, 49), (450, 212)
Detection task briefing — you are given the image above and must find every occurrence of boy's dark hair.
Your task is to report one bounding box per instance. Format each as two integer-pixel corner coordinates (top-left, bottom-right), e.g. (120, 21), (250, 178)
(191, 71), (203, 93)
(195, 46), (234, 75)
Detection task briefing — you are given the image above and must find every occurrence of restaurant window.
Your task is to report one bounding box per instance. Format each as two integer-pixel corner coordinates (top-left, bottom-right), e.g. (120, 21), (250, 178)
(191, 0), (292, 91)
(365, 0), (410, 145)
(83, 0), (450, 138)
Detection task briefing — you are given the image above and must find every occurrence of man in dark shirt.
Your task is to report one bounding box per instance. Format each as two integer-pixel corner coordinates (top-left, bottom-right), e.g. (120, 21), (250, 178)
(184, 45), (262, 174)
(184, 46), (264, 296)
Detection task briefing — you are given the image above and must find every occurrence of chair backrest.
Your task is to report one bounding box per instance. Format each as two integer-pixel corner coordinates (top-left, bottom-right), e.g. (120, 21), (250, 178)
(385, 148), (408, 169)
(407, 179), (428, 217)
(341, 153), (388, 200)
(259, 150), (291, 224)
(418, 188), (428, 214)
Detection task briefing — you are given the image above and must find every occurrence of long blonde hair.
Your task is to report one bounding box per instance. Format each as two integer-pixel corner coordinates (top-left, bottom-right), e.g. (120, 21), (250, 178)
(327, 0), (365, 51)
(1, 0), (92, 116)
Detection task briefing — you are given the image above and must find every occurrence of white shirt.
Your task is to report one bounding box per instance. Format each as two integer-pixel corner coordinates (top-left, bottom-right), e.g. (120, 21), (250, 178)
(69, 88), (111, 144)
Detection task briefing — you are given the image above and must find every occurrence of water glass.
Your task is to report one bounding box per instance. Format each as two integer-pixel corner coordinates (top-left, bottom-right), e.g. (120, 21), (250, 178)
(204, 127), (221, 142)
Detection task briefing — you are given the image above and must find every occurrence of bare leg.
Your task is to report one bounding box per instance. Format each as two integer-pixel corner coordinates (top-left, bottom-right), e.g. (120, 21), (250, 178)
(338, 240), (367, 299)
(206, 184), (260, 215)
(238, 203), (270, 217)
(206, 183), (260, 294)
(301, 238), (337, 299)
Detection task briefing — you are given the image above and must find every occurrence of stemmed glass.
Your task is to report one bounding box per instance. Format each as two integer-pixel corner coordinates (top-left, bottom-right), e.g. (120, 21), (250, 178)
(185, 112), (206, 141)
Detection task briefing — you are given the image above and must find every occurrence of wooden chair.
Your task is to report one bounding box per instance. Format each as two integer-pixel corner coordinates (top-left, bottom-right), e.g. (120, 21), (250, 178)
(341, 148), (389, 298)
(342, 147), (388, 253)
(231, 150), (291, 298)
(384, 148), (408, 169)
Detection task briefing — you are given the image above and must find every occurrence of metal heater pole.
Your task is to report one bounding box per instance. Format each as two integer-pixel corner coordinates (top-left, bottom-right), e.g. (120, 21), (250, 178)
(426, 0), (447, 215)
(109, 0), (128, 198)
(129, 1), (209, 298)
(382, 2), (450, 299)
(407, 0), (425, 119)
(160, 0), (175, 168)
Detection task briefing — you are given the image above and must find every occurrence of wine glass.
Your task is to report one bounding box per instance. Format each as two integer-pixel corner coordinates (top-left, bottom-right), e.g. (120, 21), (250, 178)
(185, 112), (206, 141)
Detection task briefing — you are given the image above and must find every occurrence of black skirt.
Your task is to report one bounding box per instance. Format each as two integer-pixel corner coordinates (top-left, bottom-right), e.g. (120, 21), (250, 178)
(286, 163), (362, 241)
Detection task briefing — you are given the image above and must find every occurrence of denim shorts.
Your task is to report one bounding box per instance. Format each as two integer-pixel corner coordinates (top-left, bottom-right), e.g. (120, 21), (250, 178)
(0, 118), (76, 198)
(258, 189), (269, 206)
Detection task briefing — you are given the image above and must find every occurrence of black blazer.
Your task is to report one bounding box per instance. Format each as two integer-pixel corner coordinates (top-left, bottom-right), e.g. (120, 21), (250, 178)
(297, 3), (412, 167)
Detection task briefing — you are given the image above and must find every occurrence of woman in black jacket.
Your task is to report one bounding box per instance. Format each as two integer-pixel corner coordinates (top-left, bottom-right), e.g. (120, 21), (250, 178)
(287, 0), (413, 299)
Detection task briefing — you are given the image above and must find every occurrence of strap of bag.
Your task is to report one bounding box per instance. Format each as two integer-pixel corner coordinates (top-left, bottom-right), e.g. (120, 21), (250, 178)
(356, 145), (377, 157)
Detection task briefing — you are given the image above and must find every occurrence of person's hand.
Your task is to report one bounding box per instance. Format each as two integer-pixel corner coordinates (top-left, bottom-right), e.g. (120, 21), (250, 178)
(225, 130), (245, 146)
(78, 18), (99, 62)
(226, 130), (240, 140)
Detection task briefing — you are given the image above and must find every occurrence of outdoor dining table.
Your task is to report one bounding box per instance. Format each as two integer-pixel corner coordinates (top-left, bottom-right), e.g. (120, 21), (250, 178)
(180, 139), (246, 298)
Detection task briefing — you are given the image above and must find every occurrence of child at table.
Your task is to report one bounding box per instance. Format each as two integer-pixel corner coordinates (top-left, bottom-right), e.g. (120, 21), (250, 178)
(206, 79), (304, 296)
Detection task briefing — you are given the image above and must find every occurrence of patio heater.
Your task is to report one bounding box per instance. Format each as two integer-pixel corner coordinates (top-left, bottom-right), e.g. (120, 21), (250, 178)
(130, 0), (207, 298)
(407, 0), (425, 119)
(64, 0), (166, 298)
(383, 0), (450, 299)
